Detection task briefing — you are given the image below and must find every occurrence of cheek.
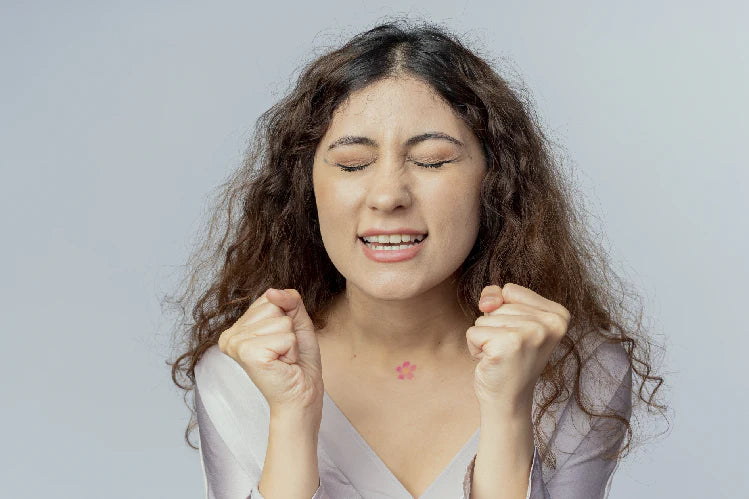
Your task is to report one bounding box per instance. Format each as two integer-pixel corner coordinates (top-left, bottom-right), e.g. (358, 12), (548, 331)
(314, 181), (357, 235)
(429, 179), (482, 227)
(312, 174), (334, 233)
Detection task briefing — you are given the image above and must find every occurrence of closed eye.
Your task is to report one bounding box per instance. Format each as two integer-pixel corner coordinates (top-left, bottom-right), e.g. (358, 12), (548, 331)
(337, 159), (455, 172)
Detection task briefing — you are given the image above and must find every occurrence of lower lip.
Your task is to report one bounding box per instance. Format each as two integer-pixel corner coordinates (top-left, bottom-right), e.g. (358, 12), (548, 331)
(358, 235), (427, 262)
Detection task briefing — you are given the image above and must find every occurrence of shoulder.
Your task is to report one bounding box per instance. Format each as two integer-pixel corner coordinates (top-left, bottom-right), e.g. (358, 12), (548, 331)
(580, 340), (633, 418)
(194, 345), (270, 437)
(195, 343), (242, 382)
(542, 338), (632, 481)
(194, 344), (271, 469)
(551, 326), (632, 414)
(195, 343), (268, 413)
(544, 327), (632, 414)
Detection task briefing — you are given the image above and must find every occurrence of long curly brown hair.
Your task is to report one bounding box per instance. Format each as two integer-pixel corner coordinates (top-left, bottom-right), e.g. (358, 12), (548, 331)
(164, 18), (670, 471)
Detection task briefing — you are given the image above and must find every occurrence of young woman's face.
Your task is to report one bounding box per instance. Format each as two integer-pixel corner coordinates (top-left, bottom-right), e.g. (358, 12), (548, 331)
(312, 75), (487, 300)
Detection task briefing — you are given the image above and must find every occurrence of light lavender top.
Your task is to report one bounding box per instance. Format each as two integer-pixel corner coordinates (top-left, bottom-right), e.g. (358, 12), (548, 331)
(195, 336), (631, 499)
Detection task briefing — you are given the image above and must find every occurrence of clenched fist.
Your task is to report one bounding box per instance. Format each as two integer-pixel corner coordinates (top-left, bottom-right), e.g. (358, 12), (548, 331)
(467, 283), (570, 413)
(218, 288), (324, 414)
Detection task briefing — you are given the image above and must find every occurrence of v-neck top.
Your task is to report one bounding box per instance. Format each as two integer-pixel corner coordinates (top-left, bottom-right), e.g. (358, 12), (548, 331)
(194, 338), (631, 499)
(318, 389), (485, 498)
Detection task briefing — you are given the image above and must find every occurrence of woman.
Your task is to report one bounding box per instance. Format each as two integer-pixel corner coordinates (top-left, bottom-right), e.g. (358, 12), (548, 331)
(167, 20), (668, 499)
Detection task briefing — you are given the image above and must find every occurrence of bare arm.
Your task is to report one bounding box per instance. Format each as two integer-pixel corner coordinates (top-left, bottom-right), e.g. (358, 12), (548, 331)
(258, 408), (322, 498)
(470, 402), (535, 499)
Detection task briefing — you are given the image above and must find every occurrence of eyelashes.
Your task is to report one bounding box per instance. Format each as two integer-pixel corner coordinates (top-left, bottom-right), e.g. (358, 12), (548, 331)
(336, 160), (454, 172)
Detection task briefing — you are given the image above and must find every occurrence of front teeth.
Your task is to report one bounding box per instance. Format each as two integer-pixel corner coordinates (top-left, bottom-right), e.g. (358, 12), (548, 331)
(361, 233), (426, 250)
(362, 234), (425, 244)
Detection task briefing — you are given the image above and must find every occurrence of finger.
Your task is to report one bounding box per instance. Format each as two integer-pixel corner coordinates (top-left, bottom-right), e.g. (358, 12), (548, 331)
(222, 299), (284, 350)
(240, 301), (288, 328)
(479, 285), (504, 316)
(228, 290), (273, 333)
(501, 283), (569, 318)
(268, 288), (304, 318)
(479, 284), (503, 303)
(487, 300), (570, 335)
(236, 330), (299, 365)
(474, 313), (537, 330)
(483, 303), (536, 316)
(479, 295), (504, 314)
(474, 314), (554, 348)
(247, 287), (279, 311)
(220, 313), (291, 353)
(235, 315), (294, 337)
(484, 303), (564, 325)
(481, 301), (546, 319)
(263, 288), (300, 314)
(234, 289), (287, 329)
(466, 325), (522, 359)
(226, 317), (294, 356)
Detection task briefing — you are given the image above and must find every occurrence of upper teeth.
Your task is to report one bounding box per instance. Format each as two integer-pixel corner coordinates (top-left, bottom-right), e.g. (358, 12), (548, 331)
(362, 234), (425, 243)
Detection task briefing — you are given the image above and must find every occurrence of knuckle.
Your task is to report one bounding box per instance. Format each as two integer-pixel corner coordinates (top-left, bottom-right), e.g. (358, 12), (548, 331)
(227, 333), (240, 348)
(535, 321), (546, 336)
(240, 313), (280, 334)
(219, 327), (235, 348)
(506, 331), (523, 352)
(248, 290), (269, 309)
(533, 328), (546, 347)
(282, 315), (294, 329)
(545, 312), (567, 338)
(236, 339), (254, 360)
(257, 302), (283, 319)
(466, 325), (479, 339)
(552, 314), (567, 332)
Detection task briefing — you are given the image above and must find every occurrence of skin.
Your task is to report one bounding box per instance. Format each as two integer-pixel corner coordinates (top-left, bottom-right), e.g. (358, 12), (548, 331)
(311, 74), (488, 381)
(238, 73), (571, 498)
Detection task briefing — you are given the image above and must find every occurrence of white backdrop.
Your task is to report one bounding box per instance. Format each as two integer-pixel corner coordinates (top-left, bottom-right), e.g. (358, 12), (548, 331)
(1, 1), (746, 497)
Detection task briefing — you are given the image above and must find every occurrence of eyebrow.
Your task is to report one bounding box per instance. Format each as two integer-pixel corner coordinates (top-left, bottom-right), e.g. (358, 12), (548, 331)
(326, 131), (465, 151)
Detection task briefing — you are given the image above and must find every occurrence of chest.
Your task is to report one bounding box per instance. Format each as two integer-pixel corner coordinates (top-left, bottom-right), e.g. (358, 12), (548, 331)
(319, 341), (481, 497)
(346, 395), (480, 497)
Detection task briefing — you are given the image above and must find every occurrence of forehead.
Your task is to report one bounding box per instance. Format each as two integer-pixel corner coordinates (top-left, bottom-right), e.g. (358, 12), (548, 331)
(325, 76), (463, 134)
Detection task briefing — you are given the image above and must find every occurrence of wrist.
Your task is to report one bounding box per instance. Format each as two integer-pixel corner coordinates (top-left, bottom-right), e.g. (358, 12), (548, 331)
(270, 406), (322, 434)
(478, 396), (533, 421)
(262, 407), (321, 498)
(473, 403), (535, 499)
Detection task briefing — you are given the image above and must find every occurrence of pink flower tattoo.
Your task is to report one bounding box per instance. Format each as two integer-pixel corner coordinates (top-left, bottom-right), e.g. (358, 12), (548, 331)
(396, 361), (417, 380)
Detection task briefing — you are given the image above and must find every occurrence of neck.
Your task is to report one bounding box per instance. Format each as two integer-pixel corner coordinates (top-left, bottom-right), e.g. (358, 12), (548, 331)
(319, 279), (475, 380)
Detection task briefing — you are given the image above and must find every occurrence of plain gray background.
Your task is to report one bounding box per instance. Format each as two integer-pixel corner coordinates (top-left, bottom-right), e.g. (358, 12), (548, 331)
(2, 1), (746, 497)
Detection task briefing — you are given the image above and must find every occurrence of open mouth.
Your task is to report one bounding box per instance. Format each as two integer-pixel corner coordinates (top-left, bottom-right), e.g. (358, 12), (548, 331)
(358, 234), (428, 250)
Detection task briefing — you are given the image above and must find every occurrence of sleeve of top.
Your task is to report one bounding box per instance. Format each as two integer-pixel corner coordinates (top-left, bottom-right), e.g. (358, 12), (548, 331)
(459, 351), (632, 499)
(195, 385), (331, 499)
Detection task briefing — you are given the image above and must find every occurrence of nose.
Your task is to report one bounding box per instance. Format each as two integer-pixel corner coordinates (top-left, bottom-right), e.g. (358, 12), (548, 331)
(363, 154), (413, 212)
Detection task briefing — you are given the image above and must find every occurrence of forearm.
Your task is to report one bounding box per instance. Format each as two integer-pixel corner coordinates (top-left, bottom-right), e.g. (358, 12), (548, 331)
(471, 403), (534, 499)
(258, 408), (321, 498)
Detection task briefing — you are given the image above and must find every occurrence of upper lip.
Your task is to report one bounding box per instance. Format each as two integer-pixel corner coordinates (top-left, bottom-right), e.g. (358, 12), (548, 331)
(358, 227), (428, 238)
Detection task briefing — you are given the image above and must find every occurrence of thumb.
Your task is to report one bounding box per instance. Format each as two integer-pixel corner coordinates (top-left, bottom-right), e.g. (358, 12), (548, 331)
(268, 288), (315, 334)
(478, 284), (504, 315)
